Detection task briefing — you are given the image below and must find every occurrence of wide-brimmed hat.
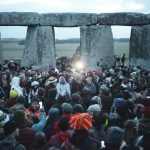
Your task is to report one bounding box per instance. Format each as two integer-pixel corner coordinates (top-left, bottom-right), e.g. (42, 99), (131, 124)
(47, 76), (57, 84)
(0, 110), (9, 125)
(31, 81), (39, 86)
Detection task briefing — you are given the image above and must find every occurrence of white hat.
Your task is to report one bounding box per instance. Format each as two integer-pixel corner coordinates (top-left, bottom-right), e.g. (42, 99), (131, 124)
(0, 110), (9, 125)
(31, 81), (39, 86)
(87, 104), (101, 114)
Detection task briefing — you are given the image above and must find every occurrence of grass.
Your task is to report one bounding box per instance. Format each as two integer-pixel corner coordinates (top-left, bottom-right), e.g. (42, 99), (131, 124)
(1, 42), (129, 60)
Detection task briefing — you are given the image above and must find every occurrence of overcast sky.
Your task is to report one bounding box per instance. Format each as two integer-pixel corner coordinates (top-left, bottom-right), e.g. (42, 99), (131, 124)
(0, 0), (149, 39)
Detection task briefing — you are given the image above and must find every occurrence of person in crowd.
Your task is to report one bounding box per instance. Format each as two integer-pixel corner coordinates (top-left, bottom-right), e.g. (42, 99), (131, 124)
(70, 93), (82, 106)
(62, 113), (101, 150)
(6, 89), (18, 107)
(121, 54), (126, 66)
(0, 121), (26, 150)
(32, 107), (46, 133)
(14, 110), (35, 150)
(109, 97), (129, 128)
(137, 98), (150, 150)
(99, 84), (113, 114)
(0, 72), (10, 100)
(82, 76), (96, 107)
(56, 76), (71, 100)
(25, 100), (41, 124)
(45, 76), (57, 99)
(28, 81), (39, 103)
(102, 126), (124, 150)
(48, 116), (70, 148)
(133, 104), (144, 124)
(44, 108), (60, 141)
(10, 76), (23, 96)
(62, 102), (73, 120)
(45, 88), (57, 115)
(9, 95), (26, 113)
(121, 120), (141, 150)
(32, 132), (47, 150)
(91, 96), (103, 110)
(87, 104), (107, 141)
(73, 104), (84, 114)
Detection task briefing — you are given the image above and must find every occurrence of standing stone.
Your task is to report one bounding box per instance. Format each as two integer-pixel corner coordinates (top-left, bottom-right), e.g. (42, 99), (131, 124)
(0, 33), (3, 63)
(21, 26), (39, 67)
(130, 25), (150, 69)
(80, 25), (114, 69)
(37, 26), (56, 68)
(21, 26), (56, 68)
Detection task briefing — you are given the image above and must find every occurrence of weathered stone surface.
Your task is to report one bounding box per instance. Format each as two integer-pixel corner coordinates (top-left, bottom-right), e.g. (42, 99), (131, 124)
(0, 33), (3, 63)
(80, 25), (114, 69)
(37, 26), (56, 68)
(130, 25), (150, 69)
(0, 12), (39, 26)
(40, 13), (97, 27)
(98, 13), (150, 25)
(21, 26), (56, 68)
(21, 26), (39, 67)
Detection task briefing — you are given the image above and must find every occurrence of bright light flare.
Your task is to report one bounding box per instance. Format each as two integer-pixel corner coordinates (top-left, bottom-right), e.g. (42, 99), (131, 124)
(75, 61), (84, 70)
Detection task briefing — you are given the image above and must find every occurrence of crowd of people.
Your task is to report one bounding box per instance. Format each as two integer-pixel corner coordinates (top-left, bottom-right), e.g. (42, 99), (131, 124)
(0, 55), (150, 150)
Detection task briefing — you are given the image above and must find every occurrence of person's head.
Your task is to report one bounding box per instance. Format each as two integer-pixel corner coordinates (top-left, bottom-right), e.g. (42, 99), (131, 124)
(62, 103), (73, 114)
(48, 108), (59, 120)
(99, 84), (109, 95)
(48, 88), (57, 99)
(1, 72), (7, 80)
(34, 132), (47, 148)
(73, 104), (84, 114)
(113, 98), (128, 117)
(59, 76), (66, 84)
(91, 96), (102, 110)
(123, 90), (131, 100)
(86, 76), (92, 84)
(3, 121), (19, 137)
(71, 93), (81, 104)
(38, 87), (45, 97)
(31, 81), (39, 89)
(133, 104), (144, 118)
(106, 126), (124, 148)
(87, 104), (101, 115)
(70, 113), (92, 131)
(30, 100), (40, 112)
(17, 95), (25, 104)
(124, 120), (138, 145)
(46, 76), (57, 86)
(59, 117), (69, 131)
(14, 110), (25, 126)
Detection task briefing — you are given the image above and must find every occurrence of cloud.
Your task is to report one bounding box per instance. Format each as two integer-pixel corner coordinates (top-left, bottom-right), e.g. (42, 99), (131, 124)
(126, 1), (145, 10)
(0, 0), (145, 13)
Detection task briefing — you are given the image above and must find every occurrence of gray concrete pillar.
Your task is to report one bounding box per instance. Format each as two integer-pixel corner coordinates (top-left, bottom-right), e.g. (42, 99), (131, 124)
(21, 26), (56, 68)
(80, 25), (114, 69)
(0, 33), (3, 63)
(130, 25), (150, 69)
